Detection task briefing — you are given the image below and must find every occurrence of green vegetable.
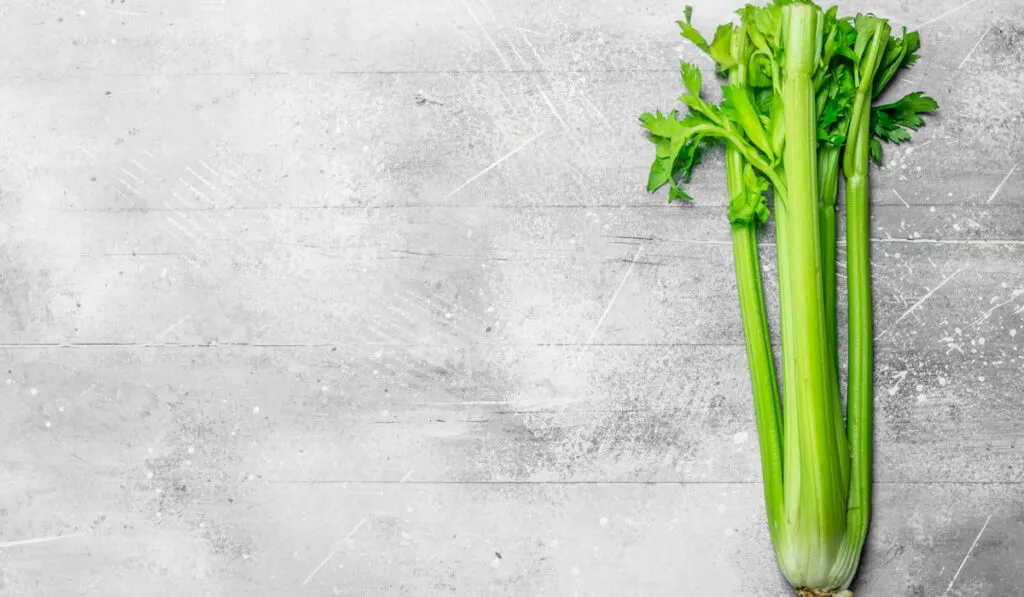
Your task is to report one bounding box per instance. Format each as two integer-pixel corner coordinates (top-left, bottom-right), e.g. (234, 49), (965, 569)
(639, 2), (937, 594)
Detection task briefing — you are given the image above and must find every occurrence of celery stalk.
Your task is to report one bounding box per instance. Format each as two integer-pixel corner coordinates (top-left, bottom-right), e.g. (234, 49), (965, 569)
(825, 16), (891, 589)
(725, 29), (785, 552)
(639, 2), (937, 593)
(818, 145), (840, 369)
(775, 5), (848, 588)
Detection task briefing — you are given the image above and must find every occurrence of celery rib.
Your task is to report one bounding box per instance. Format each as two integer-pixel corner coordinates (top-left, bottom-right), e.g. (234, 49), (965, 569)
(639, 2), (937, 593)
(776, 6), (848, 588)
(726, 29), (785, 551)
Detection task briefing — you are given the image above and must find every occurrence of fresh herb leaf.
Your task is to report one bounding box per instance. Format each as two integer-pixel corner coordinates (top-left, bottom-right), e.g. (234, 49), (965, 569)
(709, 24), (737, 73)
(639, 108), (717, 200)
(728, 164), (771, 225)
(639, 110), (682, 139)
(872, 27), (923, 97)
(868, 91), (938, 162)
(723, 86), (773, 157)
(869, 137), (883, 164)
(678, 6), (710, 52)
(680, 61), (703, 96)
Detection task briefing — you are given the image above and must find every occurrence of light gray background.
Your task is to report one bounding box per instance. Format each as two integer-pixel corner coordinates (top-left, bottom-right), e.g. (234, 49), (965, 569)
(1, 0), (1022, 595)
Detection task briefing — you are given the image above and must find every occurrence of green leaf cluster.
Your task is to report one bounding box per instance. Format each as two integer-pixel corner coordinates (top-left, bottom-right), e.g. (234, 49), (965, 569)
(640, 2), (938, 212)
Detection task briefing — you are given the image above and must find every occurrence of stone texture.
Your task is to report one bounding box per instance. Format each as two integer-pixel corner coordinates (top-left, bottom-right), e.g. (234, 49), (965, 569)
(1, 0), (1022, 595)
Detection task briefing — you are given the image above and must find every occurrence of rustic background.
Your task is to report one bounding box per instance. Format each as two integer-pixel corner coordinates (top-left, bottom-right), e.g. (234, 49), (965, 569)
(1, 0), (1022, 595)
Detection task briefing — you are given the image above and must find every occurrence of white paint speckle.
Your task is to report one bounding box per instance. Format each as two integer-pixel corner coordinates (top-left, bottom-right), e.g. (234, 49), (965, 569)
(978, 376), (986, 382)
(187, 445), (195, 454)
(45, 420), (51, 428)
(1011, 329), (1018, 338)
(5, 379), (12, 385)
(30, 387), (39, 396)
(916, 394), (927, 403)
(599, 517), (608, 526)
(733, 431), (749, 444)
(252, 406), (260, 414)
(915, 384), (924, 392)
(110, 39), (117, 45)
(718, 504), (728, 513)
(381, 409), (390, 418)
(58, 406), (64, 412)
(146, 470), (154, 479)
(725, 528), (735, 537)
(571, 567), (579, 576)
(978, 337), (986, 346)
(444, 312), (453, 319)
(491, 558), (500, 568)
(939, 377), (947, 386)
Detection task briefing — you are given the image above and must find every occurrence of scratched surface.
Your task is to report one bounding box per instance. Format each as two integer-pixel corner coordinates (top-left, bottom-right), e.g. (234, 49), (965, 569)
(1, 0), (1023, 595)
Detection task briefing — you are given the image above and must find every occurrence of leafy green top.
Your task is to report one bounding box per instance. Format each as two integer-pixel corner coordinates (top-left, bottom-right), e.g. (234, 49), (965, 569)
(640, 1), (938, 217)
(870, 91), (939, 163)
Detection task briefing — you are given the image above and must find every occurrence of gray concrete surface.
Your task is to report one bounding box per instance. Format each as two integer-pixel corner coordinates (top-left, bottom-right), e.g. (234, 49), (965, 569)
(1, 0), (1023, 595)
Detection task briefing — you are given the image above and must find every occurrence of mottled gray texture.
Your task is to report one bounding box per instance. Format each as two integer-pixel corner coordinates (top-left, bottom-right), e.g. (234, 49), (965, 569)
(1, 0), (1022, 596)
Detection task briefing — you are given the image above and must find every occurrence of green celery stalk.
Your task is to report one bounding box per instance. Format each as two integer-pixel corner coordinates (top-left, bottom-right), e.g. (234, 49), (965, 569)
(725, 26), (785, 553)
(774, 5), (848, 589)
(817, 143), (849, 518)
(639, 3), (937, 594)
(826, 16), (891, 588)
(818, 145), (840, 372)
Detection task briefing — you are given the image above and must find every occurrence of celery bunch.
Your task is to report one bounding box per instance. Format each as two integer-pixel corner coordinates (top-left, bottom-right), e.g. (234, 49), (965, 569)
(640, 2), (937, 594)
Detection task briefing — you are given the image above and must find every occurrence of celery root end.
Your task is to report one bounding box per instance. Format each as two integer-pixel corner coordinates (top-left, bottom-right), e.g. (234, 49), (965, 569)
(794, 589), (854, 597)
